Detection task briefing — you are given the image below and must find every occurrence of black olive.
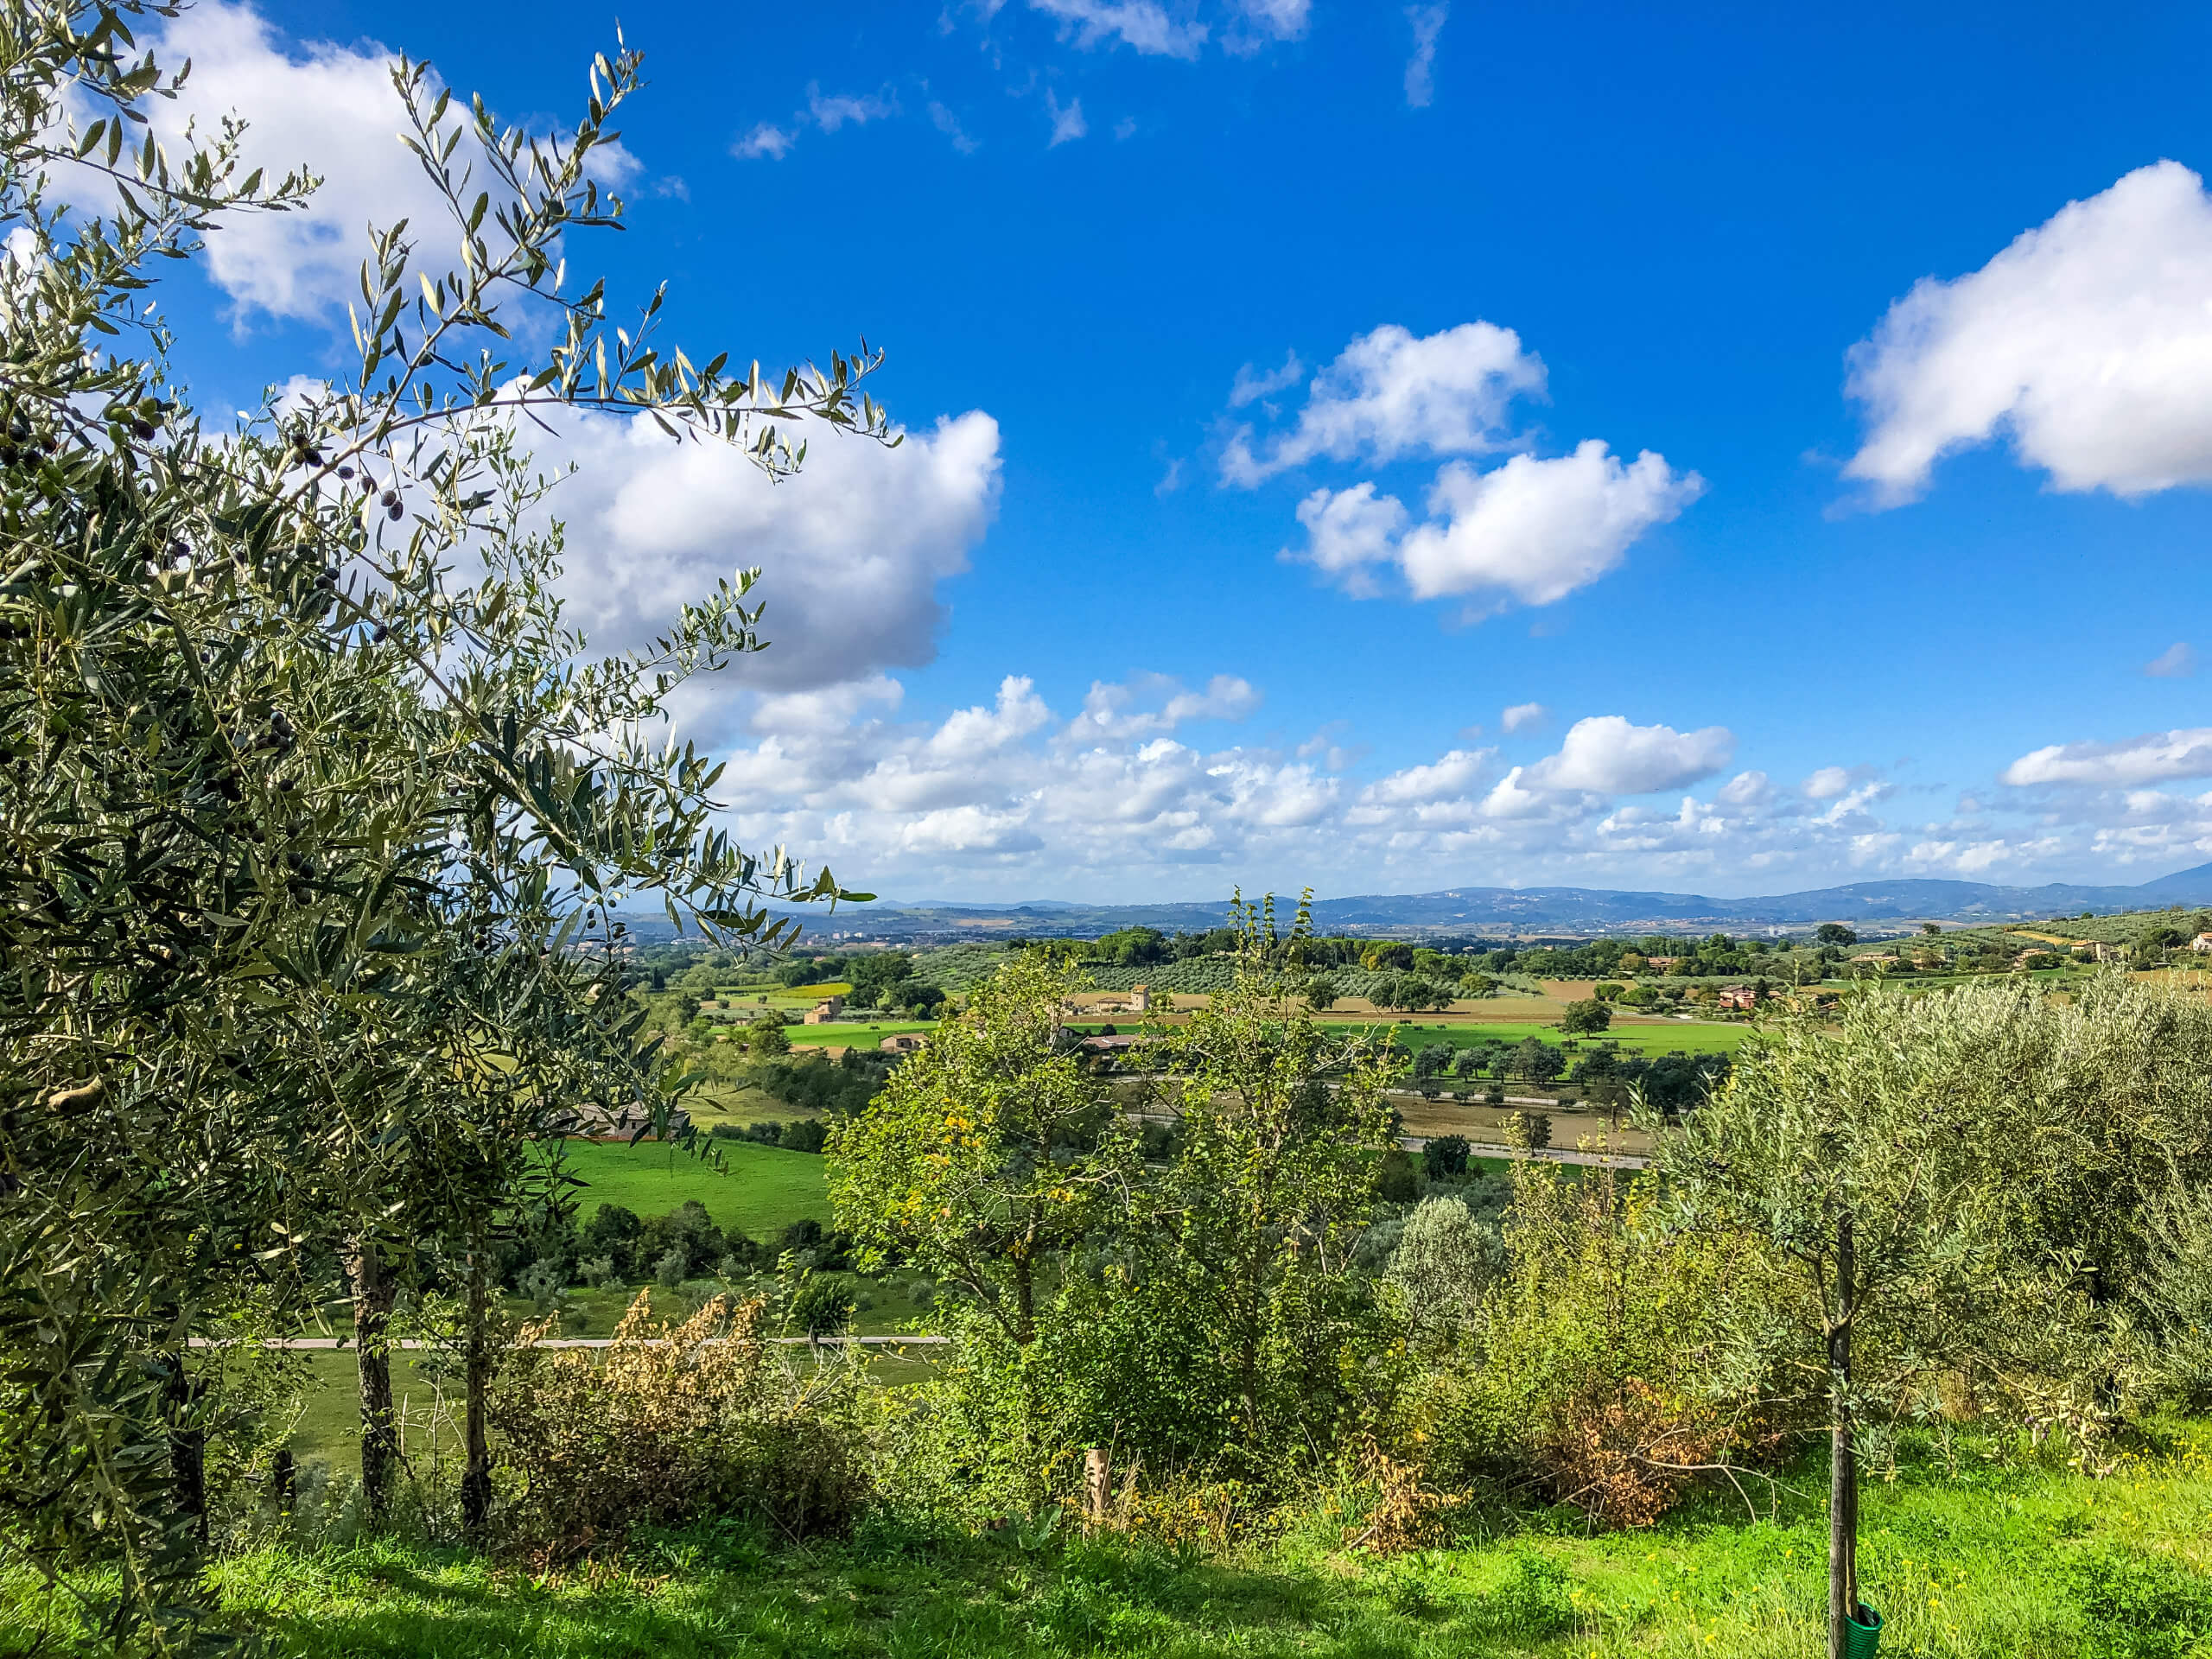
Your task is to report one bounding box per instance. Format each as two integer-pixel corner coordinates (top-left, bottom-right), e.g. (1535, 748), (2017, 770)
(130, 421), (155, 440)
(379, 489), (398, 507)
(338, 466), (354, 480)
(387, 504), (403, 522)
(371, 624), (389, 643)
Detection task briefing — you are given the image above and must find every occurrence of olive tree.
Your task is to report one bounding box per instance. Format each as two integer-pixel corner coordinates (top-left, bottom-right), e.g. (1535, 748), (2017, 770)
(0, 2), (881, 1631)
(1656, 977), (2212, 1658)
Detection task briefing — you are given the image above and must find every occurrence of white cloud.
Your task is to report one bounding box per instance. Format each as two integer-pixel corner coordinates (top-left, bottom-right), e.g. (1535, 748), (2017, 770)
(1717, 770), (1771, 806)
(1229, 351), (1304, 408)
(1395, 442), (1704, 605)
(927, 677), (1054, 761)
(1847, 161), (2212, 504)
(1522, 715), (1735, 795)
(1404, 3), (1449, 108)
(1046, 90), (1089, 145)
(735, 124), (798, 160)
(1029, 0), (1209, 58)
(713, 666), (2212, 898)
(1067, 674), (1262, 741)
(1223, 321), (1545, 485)
(1365, 747), (1495, 805)
(120, 3), (544, 323)
(1285, 483), (1408, 594)
(2001, 728), (2212, 788)
(929, 102), (981, 153)
(2147, 642), (2198, 678)
(1803, 766), (1853, 800)
(1500, 702), (1547, 734)
(1234, 0), (1311, 39)
(527, 408), (1002, 724)
(1287, 443), (1700, 610)
(807, 85), (898, 132)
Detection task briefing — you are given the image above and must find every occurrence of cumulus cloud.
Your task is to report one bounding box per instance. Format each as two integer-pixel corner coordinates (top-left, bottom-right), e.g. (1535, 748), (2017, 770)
(1404, 4), (1449, 108)
(734, 124), (798, 160)
(1223, 322), (1545, 486)
(1066, 674), (1262, 742)
(2001, 728), (2212, 788)
(1520, 715), (1735, 796)
(1285, 442), (1702, 609)
(714, 664), (2200, 899)
(1500, 701), (1548, 734)
(2147, 642), (2198, 678)
(1396, 442), (1704, 605)
(1803, 766), (1853, 800)
(518, 409), (1001, 733)
(1285, 483), (1409, 594)
(112, 3), (567, 323)
(1242, 322), (1700, 616)
(1847, 161), (2212, 504)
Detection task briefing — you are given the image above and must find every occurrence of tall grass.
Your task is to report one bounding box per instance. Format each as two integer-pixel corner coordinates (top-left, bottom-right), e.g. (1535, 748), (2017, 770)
(9, 1427), (2211, 1656)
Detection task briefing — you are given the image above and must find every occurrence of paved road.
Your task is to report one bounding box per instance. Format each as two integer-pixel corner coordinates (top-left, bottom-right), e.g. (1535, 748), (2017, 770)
(190, 1334), (950, 1351)
(1402, 1135), (1650, 1170)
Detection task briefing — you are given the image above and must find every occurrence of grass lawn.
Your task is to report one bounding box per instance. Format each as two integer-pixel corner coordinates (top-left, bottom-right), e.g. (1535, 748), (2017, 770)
(548, 1139), (830, 1237)
(17, 1428), (2212, 1656)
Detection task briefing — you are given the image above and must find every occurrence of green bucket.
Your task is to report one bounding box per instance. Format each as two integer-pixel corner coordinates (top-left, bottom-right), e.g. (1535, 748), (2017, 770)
(1843, 1602), (1883, 1658)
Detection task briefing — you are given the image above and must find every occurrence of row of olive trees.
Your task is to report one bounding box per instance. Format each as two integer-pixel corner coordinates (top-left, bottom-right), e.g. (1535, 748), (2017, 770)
(0, 5), (871, 1640)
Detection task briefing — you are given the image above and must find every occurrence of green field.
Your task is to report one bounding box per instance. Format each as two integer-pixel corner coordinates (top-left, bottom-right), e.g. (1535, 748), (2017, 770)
(549, 1139), (830, 1237)
(16, 1427), (2212, 1656)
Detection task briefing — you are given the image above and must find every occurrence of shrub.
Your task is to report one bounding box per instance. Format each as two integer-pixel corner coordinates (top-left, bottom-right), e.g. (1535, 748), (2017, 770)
(1385, 1196), (1503, 1349)
(791, 1276), (856, 1339)
(1459, 1166), (1787, 1526)
(1425, 1134), (1471, 1178)
(493, 1293), (866, 1558)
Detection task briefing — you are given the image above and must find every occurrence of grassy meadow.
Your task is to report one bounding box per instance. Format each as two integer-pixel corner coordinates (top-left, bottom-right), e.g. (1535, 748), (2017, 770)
(548, 1139), (831, 1238)
(14, 1427), (2212, 1657)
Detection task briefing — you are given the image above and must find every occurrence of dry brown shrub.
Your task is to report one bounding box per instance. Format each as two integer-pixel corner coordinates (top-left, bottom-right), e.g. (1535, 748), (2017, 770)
(1343, 1437), (1465, 1554)
(1536, 1377), (1772, 1529)
(493, 1290), (867, 1559)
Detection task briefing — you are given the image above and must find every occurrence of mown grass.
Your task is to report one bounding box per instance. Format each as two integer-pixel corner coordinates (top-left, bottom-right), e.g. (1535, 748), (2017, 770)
(12, 1430), (2212, 1656)
(549, 1139), (830, 1237)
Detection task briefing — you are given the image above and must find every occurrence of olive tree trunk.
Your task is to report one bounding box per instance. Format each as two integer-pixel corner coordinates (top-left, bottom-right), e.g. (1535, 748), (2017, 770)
(1828, 1212), (1858, 1659)
(461, 1237), (493, 1536)
(346, 1236), (397, 1522)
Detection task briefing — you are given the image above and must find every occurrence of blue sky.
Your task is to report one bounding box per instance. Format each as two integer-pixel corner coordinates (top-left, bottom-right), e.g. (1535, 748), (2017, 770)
(133, 0), (2212, 900)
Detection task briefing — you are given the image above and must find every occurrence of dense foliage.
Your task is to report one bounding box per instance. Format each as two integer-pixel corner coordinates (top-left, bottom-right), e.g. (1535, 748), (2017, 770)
(0, 3), (876, 1637)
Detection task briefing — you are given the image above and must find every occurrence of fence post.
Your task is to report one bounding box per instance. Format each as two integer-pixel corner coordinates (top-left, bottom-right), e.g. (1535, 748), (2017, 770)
(1084, 1446), (1110, 1529)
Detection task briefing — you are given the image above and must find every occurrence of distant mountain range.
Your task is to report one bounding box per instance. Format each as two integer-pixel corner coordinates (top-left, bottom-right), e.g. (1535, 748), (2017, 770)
(756, 862), (2212, 942)
(606, 860), (2212, 941)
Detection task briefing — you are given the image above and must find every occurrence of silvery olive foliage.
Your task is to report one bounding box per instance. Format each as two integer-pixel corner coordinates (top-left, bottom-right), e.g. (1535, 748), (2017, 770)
(0, 2), (882, 1641)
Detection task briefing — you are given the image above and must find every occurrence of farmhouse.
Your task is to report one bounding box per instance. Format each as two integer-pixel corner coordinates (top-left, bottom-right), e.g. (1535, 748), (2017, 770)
(804, 996), (846, 1024)
(880, 1033), (926, 1055)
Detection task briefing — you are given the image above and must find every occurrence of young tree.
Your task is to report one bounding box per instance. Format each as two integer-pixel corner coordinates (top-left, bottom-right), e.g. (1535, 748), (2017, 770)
(1653, 981), (2197, 1658)
(827, 952), (1133, 1347)
(1132, 896), (1400, 1456)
